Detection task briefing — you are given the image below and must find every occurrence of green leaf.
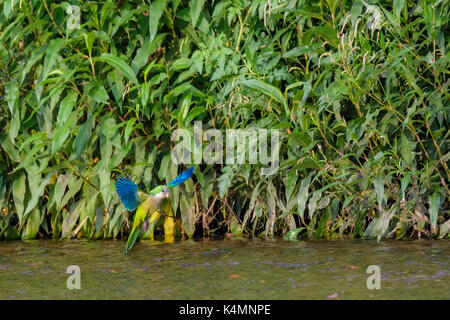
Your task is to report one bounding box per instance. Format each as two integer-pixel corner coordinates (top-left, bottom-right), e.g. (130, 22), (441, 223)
(21, 46), (46, 84)
(133, 38), (162, 73)
(158, 154), (171, 181)
(108, 205), (123, 235)
(140, 82), (150, 107)
(184, 106), (206, 125)
(83, 31), (96, 57)
(95, 205), (104, 233)
(19, 132), (48, 152)
(58, 178), (84, 214)
(24, 173), (54, 219)
(8, 111), (20, 142)
(190, 0), (206, 27)
(171, 58), (191, 71)
(149, 0), (167, 43)
(3, 0), (12, 18)
(363, 209), (394, 241)
(180, 187), (195, 238)
(55, 174), (73, 211)
(439, 218), (450, 239)
(400, 174), (410, 200)
(98, 167), (114, 209)
(10, 142), (47, 174)
(42, 38), (65, 80)
(308, 191), (322, 218)
(6, 79), (19, 115)
(0, 135), (20, 163)
(88, 83), (109, 104)
(95, 53), (139, 84)
(374, 175), (385, 211)
(100, 116), (122, 150)
(61, 199), (85, 239)
(124, 118), (137, 145)
(13, 172), (27, 226)
(22, 209), (42, 240)
(283, 227), (303, 240)
(57, 90), (78, 127)
(71, 113), (93, 160)
(393, 0), (405, 21)
(284, 172), (298, 202)
(218, 166), (234, 198)
(297, 174), (312, 219)
(169, 82), (193, 97)
(51, 111), (78, 156)
(429, 192), (440, 231)
(282, 46), (314, 58)
(241, 79), (289, 116)
(86, 192), (99, 225)
(400, 133), (414, 165)
(303, 26), (338, 48)
(4, 226), (20, 240)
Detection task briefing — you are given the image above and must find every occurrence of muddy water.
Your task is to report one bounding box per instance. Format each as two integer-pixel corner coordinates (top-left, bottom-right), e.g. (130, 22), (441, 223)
(0, 238), (448, 299)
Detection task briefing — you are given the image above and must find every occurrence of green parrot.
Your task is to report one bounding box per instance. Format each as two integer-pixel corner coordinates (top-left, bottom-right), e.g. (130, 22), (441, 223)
(115, 167), (194, 254)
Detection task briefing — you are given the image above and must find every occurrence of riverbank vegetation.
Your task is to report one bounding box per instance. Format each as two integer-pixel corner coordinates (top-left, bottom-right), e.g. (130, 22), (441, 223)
(0, 0), (449, 241)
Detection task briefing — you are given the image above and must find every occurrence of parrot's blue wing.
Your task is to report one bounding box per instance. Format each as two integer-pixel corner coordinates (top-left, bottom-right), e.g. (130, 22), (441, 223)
(115, 176), (140, 211)
(168, 167), (194, 187)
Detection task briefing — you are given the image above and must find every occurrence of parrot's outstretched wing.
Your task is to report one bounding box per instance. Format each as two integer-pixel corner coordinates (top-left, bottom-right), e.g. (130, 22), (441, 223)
(115, 176), (143, 211)
(168, 167), (194, 188)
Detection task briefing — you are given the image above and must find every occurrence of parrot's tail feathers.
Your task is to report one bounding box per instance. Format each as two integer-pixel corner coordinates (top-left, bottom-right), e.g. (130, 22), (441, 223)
(168, 167), (194, 187)
(123, 227), (140, 254)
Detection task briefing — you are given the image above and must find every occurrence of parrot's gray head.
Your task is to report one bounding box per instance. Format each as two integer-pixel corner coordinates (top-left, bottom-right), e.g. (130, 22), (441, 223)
(162, 186), (170, 198)
(154, 186), (170, 202)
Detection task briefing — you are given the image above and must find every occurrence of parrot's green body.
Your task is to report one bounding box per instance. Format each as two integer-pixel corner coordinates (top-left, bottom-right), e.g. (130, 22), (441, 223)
(115, 167), (194, 254)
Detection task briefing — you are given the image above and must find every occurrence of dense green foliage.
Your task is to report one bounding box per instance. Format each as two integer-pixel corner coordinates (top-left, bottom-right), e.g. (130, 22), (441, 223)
(0, 0), (449, 241)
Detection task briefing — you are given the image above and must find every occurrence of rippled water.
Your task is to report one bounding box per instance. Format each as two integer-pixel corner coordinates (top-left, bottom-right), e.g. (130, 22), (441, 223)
(0, 238), (448, 299)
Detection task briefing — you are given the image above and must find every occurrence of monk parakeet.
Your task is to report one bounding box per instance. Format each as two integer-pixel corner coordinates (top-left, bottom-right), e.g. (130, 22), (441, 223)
(115, 167), (194, 254)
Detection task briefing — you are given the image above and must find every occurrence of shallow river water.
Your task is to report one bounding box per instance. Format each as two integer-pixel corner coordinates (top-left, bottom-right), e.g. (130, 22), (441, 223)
(0, 238), (448, 299)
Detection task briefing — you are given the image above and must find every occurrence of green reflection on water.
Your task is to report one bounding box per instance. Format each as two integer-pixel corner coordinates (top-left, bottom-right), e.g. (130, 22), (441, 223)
(0, 238), (448, 299)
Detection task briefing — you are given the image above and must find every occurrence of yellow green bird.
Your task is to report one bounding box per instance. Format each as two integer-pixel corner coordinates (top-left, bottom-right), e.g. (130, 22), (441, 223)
(115, 167), (194, 254)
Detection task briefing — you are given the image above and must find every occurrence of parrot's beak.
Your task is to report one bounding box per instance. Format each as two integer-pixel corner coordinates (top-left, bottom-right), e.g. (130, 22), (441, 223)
(165, 192), (170, 198)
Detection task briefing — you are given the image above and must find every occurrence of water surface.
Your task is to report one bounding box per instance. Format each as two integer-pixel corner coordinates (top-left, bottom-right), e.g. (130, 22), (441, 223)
(0, 238), (448, 299)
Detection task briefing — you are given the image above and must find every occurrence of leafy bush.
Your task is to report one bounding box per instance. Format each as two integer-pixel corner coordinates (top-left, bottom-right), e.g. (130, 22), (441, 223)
(0, 0), (448, 240)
